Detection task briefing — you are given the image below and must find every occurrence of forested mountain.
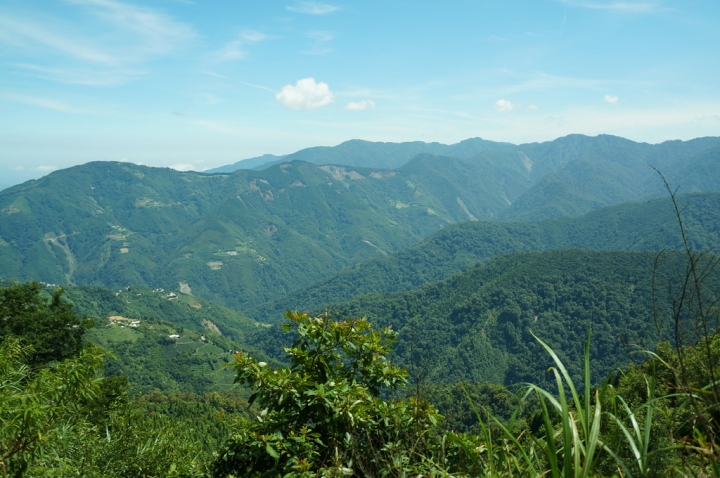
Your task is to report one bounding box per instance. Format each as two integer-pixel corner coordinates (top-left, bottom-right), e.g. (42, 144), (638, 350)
(2, 134), (720, 315)
(0, 154), (531, 310)
(500, 136), (720, 220)
(252, 192), (720, 322)
(3, 281), (271, 394)
(272, 249), (720, 387)
(206, 135), (720, 219)
(204, 153), (288, 173)
(206, 137), (516, 172)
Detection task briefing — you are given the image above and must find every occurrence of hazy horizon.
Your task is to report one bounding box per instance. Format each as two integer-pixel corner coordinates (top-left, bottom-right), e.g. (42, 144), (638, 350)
(1, 0), (719, 186)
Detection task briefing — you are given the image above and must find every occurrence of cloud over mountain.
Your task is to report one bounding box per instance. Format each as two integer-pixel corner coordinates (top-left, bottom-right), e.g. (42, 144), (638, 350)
(276, 78), (335, 110)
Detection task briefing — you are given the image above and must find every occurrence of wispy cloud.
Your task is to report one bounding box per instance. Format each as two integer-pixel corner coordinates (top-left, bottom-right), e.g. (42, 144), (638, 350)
(37, 165), (58, 171)
(212, 29), (267, 61)
(240, 29), (266, 42)
(344, 99), (376, 111)
(203, 71), (230, 80)
(213, 40), (247, 61)
(287, 1), (340, 15)
(495, 99), (514, 112)
(0, 15), (118, 65)
(604, 94), (619, 103)
(64, 0), (195, 55)
(202, 71), (275, 92)
(10, 63), (142, 86)
(0, 0), (194, 87)
(3, 93), (83, 113)
(556, 0), (659, 13)
(303, 31), (334, 55)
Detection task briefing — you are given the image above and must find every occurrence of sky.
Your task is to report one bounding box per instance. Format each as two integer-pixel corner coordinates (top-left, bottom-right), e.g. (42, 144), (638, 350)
(1, 0), (719, 187)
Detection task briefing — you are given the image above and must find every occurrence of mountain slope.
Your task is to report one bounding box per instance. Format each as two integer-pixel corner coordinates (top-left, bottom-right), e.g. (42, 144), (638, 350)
(307, 250), (720, 386)
(0, 155), (528, 310)
(501, 136), (720, 221)
(207, 137), (517, 173)
(3, 135), (720, 312)
(204, 154), (288, 173)
(251, 192), (720, 322)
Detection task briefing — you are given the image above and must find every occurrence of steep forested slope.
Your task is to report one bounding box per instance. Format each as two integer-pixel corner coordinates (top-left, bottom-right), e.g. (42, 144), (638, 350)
(3, 134), (720, 313)
(280, 250), (720, 387)
(252, 192), (720, 322)
(206, 137), (517, 172)
(0, 155), (529, 310)
(500, 136), (720, 220)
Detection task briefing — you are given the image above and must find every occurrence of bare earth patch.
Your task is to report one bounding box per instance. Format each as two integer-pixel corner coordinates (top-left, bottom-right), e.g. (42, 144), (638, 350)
(179, 282), (192, 295)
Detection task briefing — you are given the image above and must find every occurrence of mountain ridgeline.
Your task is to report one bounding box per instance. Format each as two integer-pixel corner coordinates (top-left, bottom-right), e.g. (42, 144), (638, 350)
(251, 192), (720, 322)
(1, 134), (719, 314)
(253, 249), (720, 388)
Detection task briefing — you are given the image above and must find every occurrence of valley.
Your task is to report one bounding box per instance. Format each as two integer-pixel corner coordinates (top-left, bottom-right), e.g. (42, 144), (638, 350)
(2, 133), (720, 477)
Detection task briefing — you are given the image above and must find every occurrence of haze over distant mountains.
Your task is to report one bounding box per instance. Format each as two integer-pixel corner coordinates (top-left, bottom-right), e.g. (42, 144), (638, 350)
(2, 133), (720, 314)
(204, 137), (517, 173)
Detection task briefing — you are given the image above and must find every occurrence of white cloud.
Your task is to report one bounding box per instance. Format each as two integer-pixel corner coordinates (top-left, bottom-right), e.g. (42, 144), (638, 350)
(604, 94), (619, 104)
(276, 78), (335, 110)
(344, 99), (376, 111)
(287, 2), (340, 14)
(170, 163), (196, 171)
(528, 104), (539, 110)
(37, 165), (58, 171)
(495, 99), (514, 112)
(13, 166), (25, 171)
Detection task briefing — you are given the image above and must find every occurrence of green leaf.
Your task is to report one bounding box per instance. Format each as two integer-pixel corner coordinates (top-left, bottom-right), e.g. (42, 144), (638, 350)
(266, 443), (280, 459)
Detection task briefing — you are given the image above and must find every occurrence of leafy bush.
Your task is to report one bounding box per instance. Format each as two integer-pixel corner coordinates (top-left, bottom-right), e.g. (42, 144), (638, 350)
(213, 311), (452, 477)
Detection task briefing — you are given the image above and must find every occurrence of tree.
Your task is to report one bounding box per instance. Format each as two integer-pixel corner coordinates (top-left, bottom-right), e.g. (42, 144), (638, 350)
(213, 311), (446, 477)
(0, 338), (103, 477)
(0, 282), (93, 365)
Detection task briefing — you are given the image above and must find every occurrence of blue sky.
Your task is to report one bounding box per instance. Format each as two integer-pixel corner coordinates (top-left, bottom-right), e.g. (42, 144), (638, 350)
(1, 0), (719, 186)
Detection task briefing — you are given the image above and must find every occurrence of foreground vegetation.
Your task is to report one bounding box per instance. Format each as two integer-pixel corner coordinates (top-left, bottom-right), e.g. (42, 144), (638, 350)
(2, 274), (719, 476)
(2, 179), (719, 476)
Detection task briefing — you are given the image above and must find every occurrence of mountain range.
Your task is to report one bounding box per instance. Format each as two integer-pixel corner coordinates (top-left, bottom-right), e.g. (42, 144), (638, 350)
(250, 192), (720, 322)
(1, 134), (719, 315)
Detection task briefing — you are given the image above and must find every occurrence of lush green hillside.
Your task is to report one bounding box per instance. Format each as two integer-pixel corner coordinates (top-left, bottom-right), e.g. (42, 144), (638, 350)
(285, 249), (720, 387)
(0, 154), (531, 310)
(208, 137), (517, 172)
(86, 317), (244, 395)
(61, 283), (262, 342)
(252, 192), (720, 322)
(500, 135), (720, 220)
(25, 282), (272, 395)
(207, 134), (720, 220)
(2, 134), (720, 314)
